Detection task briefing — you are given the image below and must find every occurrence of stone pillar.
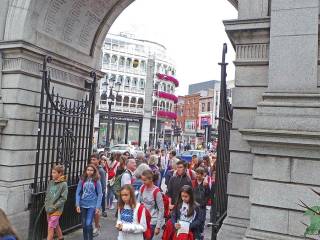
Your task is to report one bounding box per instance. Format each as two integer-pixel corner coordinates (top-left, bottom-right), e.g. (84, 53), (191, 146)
(218, 13), (270, 240)
(240, 1), (320, 240)
(141, 58), (155, 146)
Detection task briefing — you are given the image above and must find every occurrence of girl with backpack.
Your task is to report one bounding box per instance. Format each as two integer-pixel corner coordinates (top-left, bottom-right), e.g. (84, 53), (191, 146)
(75, 164), (103, 240)
(171, 185), (203, 240)
(106, 153), (120, 209)
(116, 185), (148, 240)
(139, 170), (164, 239)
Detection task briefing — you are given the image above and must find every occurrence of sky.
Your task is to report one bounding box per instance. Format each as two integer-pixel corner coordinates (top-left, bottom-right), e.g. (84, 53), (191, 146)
(109, 0), (238, 95)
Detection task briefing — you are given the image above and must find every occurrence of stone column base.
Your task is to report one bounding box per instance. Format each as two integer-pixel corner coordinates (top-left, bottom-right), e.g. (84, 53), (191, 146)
(8, 210), (30, 240)
(244, 229), (306, 240)
(218, 216), (249, 240)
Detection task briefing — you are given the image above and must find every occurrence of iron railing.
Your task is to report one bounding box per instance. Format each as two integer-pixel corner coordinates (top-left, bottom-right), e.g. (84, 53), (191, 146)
(29, 56), (97, 240)
(211, 43), (233, 240)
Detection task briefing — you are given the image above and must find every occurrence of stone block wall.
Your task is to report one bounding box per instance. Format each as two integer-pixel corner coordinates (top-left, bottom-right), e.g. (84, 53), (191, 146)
(0, 45), (101, 236)
(219, 1), (320, 240)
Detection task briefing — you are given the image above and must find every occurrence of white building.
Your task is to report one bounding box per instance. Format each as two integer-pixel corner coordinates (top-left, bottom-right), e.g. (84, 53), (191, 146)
(96, 33), (179, 148)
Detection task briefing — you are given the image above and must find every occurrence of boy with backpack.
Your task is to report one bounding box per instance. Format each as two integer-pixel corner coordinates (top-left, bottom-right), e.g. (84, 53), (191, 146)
(138, 170), (164, 238)
(192, 167), (210, 240)
(45, 165), (68, 240)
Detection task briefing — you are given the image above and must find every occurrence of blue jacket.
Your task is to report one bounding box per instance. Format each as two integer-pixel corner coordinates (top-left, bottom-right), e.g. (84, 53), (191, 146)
(171, 204), (204, 236)
(98, 165), (106, 193)
(0, 236), (17, 240)
(75, 179), (103, 209)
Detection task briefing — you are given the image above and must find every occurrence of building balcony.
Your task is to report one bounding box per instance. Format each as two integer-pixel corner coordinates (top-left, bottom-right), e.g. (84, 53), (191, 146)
(99, 102), (144, 115)
(155, 91), (178, 103)
(152, 109), (177, 120)
(156, 73), (179, 87)
(121, 87), (144, 95)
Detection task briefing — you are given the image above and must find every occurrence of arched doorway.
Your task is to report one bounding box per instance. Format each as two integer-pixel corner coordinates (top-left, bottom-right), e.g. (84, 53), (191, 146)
(1, 2), (316, 240)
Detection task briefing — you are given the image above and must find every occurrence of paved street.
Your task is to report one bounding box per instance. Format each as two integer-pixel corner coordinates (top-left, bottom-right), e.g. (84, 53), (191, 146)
(65, 208), (213, 240)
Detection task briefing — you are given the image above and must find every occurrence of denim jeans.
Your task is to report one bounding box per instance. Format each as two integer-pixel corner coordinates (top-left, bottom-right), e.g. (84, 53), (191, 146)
(81, 207), (95, 240)
(151, 224), (156, 239)
(106, 184), (114, 206)
(101, 192), (106, 212)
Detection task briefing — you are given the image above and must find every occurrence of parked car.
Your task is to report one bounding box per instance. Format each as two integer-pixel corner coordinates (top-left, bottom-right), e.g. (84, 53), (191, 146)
(109, 144), (138, 157)
(180, 150), (207, 163)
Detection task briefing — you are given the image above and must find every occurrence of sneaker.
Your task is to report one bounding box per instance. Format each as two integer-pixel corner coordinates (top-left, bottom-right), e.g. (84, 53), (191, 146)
(93, 228), (100, 237)
(102, 212), (108, 218)
(109, 204), (115, 210)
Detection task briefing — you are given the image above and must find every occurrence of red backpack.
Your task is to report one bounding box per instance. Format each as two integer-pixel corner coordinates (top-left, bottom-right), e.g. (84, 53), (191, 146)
(106, 161), (118, 180)
(137, 204), (152, 240)
(140, 185), (170, 219)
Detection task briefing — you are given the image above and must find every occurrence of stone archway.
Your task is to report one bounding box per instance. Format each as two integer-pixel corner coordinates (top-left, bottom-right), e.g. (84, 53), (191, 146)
(0, 1), (320, 240)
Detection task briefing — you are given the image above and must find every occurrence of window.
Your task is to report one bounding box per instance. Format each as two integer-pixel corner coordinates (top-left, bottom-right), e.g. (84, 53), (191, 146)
(130, 97), (136, 108)
(119, 56), (125, 67)
(103, 53), (110, 64)
(207, 102), (211, 111)
(153, 100), (158, 107)
(125, 76), (131, 86)
(110, 74), (116, 82)
(201, 103), (205, 112)
(116, 95), (122, 106)
(140, 79), (145, 89)
(118, 75), (124, 85)
(111, 55), (118, 64)
(137, 98), (144, 108)
(126, 58), (132, 68)
(140, 61), (146, 71)
(123, 96), (129, 107)
(160, 101), (165, 110)
(133, 59), (139, 68)
(133, 78), (138, 87)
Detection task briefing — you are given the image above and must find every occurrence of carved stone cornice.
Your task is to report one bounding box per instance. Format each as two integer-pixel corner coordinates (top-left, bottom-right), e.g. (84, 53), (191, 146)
(0, 40), (104, 78)
(2, 57), (91, 90)
(224, 18), (270, 65)
(240, 128), (320, 159)
(235, 43), (269, 66)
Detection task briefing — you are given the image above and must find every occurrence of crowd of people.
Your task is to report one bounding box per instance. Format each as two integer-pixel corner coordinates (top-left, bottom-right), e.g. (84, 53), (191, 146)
(0, 148), (216, 240)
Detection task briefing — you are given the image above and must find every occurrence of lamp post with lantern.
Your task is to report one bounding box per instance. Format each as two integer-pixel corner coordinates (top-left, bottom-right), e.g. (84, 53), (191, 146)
(103, 74), (121, 148)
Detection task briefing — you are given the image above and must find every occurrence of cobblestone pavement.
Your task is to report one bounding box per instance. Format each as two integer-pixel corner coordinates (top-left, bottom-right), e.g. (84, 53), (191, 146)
(65, 207), (213, 240)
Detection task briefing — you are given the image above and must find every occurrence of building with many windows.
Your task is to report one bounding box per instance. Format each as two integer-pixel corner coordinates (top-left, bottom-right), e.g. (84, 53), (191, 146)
(176, 80), (235, 148)
(96, 33), (179, 148)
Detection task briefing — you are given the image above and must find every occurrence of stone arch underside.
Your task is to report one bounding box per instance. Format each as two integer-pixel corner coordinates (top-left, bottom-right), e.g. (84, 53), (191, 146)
(1, 0), (134, 68)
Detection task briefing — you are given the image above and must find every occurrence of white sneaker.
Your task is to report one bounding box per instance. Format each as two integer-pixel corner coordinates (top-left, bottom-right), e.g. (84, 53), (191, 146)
(110, 204), (115, 210)
(93, 228), (100, 237)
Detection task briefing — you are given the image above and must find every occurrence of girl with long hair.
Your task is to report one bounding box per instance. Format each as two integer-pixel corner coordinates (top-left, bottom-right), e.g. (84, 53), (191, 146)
(75, 164), (103, 240)
(0, 209), (20, 240)
(171, 185), (203, 240)
(115, 185), (147, 240)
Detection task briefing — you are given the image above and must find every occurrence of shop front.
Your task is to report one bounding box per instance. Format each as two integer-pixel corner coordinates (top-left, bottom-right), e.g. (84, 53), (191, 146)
(99, 112), (143, 147)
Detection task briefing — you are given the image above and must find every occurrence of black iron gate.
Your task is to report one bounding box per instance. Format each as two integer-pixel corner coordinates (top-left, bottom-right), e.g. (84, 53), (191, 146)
(211, 43), (233, 240)
(29, 56), (97, 240)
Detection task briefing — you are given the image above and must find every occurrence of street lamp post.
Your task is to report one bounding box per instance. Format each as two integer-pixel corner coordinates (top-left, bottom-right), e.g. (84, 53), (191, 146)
(104, 75), (121, 148)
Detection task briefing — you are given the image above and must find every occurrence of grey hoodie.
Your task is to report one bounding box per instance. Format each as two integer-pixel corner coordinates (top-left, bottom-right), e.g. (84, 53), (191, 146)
(138, 185), (164, 229)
